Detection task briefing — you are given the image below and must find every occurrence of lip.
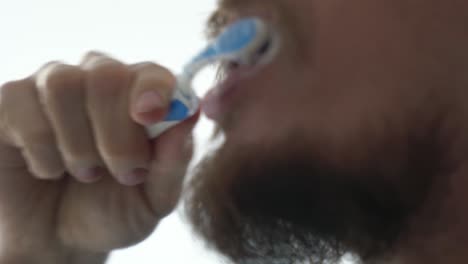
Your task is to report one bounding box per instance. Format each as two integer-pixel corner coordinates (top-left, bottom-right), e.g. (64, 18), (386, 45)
(201, 23), (281, 122)
(201, 65), (257, 121)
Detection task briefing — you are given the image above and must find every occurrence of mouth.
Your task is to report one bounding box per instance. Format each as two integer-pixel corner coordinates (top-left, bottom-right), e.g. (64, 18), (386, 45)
(201, 26), (280, 121)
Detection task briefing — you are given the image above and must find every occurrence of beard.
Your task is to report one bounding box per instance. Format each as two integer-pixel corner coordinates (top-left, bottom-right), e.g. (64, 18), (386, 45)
(184, 132), (440, 264)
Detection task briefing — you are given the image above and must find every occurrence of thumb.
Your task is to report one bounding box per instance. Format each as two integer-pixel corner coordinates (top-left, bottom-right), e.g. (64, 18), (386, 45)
(144, 111), (200, 217)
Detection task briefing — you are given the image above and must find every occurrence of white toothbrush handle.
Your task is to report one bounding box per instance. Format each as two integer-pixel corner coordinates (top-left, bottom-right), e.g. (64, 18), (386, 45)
(145, 87), (199, 138)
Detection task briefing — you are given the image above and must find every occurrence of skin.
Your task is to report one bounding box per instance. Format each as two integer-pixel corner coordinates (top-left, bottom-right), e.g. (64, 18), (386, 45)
(2, 0), (468, 264)
(0, 53), (199, 263)
(187, 0), (468, 263)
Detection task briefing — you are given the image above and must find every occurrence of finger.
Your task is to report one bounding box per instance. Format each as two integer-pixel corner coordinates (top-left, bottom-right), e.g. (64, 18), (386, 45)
(80, 51), (111, 66)
(36, 62), (105, 183)
(0, 74), (65, 180)
(83, 55), (152, 186)
(129, 62), (176, 126)
(144, 111), (200, 216)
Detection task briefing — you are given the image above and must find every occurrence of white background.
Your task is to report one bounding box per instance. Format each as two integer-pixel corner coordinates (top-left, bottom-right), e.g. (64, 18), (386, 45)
(0, 0), (223, 263)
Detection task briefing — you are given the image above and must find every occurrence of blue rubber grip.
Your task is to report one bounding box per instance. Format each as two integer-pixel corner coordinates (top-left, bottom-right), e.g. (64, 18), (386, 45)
(164, 99), (190, 121)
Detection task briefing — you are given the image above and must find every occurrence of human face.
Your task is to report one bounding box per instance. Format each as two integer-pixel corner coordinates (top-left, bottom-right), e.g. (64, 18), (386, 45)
(186, 0), (468, 263)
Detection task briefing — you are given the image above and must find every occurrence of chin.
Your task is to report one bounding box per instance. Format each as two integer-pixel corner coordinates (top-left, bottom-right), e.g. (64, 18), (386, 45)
(184, 134), (439, 264)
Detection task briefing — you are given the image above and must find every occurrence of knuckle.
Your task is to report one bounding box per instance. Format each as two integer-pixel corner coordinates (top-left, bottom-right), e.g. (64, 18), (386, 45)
(100, 142), (150, 168)
(62, 153), (101, 172)
(24, 147), (65, 180)
(88, 60), (126, 77)
(136, 63), (176, 88)
(61, 145), (99, 164)
(104, 145), (148, 162)
(1, 80), (19, 93)
(138, 74), (175, 93)
(0, 79), (34, 125)
(81, 50), (108, 64)
(22, 125), (55, 146)
(35, 61), (63, 87)
(86, 61), (132, 91)
(135, 62), (171, 74)
(0, 79), (30, 100)
(40, 65), (83, 99)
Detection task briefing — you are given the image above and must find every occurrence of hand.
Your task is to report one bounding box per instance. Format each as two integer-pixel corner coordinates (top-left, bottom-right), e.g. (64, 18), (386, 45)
(0, 52), (199, 261)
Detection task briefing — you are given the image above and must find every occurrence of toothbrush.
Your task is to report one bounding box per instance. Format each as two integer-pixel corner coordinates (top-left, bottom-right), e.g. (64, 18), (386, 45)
(146, 17), (279, 138)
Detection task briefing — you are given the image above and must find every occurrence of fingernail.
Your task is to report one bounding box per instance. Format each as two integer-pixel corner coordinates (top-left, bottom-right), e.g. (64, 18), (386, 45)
(119, 168), (149, 186)
(135, 91), (165, 114)
(75, 167), (105, 183)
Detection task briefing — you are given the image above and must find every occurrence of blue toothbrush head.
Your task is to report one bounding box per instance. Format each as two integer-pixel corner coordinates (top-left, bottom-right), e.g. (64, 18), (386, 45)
(187, 17), (279, 71)
(214, 18), (269, 59)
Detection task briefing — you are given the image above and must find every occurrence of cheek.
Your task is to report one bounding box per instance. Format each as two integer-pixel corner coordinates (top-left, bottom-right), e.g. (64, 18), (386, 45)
(284, 1), (435, 160)
(225, 60), (313, 144)
(226, 0), (432, 156)
(311, 0), (439, 111)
